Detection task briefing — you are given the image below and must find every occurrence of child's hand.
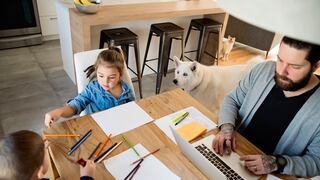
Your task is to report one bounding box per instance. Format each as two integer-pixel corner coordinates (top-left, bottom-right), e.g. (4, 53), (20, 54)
(80, 160), (95, 178)
(44, 109), (62, 127)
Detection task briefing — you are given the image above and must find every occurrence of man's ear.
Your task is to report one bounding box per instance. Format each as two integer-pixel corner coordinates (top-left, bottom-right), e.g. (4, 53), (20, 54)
(312, 60), (320, 72)
(173, 56), (181, 67)
(190, 62), (197, 71)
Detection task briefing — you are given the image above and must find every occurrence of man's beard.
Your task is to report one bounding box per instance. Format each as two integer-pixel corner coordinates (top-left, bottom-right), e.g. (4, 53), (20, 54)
(274, 70), (312, 91)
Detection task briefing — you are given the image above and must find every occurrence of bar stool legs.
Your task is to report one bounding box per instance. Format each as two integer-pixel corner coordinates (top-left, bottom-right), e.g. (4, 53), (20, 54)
(133, 40), (143, 98)
(141, 23), (184, 94)
(184, 18), (222, 65)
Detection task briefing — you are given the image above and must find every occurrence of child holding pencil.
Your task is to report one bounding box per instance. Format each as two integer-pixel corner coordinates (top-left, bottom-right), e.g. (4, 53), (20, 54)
(0, 130), (95, 180)
(45, 47), (135, 127)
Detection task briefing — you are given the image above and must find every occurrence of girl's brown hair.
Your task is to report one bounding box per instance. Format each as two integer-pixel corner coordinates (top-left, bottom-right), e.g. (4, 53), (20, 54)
(0, 130), (45, 180)
(84, 46), (125, 81)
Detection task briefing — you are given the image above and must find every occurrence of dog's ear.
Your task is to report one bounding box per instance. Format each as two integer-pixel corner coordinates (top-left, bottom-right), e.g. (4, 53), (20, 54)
(173, 56), (181, 67)
(190, 62), (197, 71)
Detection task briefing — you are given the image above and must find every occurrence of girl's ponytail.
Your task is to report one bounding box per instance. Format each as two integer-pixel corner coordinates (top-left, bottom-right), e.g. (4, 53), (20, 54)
(84, 65), (95, 81)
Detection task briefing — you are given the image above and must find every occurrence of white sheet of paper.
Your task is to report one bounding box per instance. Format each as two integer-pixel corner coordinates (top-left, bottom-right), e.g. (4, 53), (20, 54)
(104, 144), (180, 180)
(266, 174), (282, 180)
(91, 102), (153, 136)
(154, 106), (217, 144)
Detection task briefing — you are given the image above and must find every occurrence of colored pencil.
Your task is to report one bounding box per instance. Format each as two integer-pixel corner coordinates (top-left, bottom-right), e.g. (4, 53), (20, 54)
(44, 134), (80, 137)
(174, 112), (189, 126)
(68, 129), (92, 155)
(94, 141), (123, 163)
(95, 133), (112, 157)
(88, 142), (101, 159)
(121, 134), (140, 157)
(124, 159), (143, 180)
(171, 112), (189, 123)
(130, 148), (160, 165)
(128, 163), (141, 180)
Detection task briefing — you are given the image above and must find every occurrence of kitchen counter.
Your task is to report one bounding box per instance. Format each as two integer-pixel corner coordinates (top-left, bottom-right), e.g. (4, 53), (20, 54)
(56, 0), (227, 83)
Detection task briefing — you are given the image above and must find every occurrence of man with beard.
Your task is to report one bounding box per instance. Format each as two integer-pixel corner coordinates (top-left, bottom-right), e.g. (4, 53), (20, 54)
(212, 36), (320, 178)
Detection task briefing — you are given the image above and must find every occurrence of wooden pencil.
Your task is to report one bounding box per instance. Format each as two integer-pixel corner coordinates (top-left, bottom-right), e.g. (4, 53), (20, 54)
(130, 148), (160, 165)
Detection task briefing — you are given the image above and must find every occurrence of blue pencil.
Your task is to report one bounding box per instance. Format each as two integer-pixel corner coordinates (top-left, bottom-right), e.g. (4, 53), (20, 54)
(68, 129), (92, 155)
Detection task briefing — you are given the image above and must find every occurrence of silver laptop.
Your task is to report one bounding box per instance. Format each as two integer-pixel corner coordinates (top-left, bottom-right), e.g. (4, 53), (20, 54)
(170, 126), (258, 180)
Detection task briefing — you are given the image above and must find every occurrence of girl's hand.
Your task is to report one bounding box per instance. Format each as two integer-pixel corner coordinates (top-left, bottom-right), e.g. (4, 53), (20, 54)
(80, 160), (95, 178)
(44, 109), (62, 127)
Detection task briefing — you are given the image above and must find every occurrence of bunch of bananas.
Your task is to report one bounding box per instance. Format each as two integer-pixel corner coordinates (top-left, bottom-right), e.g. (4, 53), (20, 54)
(74, 0), (95, 5)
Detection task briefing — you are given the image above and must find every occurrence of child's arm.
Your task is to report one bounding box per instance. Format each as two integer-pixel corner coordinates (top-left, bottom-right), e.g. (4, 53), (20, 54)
(80, 160), (95, 179)
(44, 106), (76, 127)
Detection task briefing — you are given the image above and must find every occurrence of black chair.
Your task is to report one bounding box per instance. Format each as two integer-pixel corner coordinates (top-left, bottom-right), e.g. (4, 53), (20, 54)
(184, 18), (222, 65)
(141, 22), (184, 94)
(99, 27), (143, 98)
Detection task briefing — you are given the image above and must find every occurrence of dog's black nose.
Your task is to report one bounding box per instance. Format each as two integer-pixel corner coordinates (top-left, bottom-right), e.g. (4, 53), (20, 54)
(173, 79), (178, 85)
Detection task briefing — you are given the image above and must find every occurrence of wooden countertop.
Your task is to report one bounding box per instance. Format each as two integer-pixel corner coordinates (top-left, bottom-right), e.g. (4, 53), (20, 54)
(69, 0), (224, 26)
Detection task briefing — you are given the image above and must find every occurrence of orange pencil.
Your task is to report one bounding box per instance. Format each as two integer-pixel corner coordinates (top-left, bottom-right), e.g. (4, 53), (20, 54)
(95, 133), (112, 157)
(44, 134), (80, 137)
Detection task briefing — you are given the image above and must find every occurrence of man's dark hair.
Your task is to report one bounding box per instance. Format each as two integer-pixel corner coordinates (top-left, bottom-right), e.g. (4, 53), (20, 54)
(282, 36), (320, 65)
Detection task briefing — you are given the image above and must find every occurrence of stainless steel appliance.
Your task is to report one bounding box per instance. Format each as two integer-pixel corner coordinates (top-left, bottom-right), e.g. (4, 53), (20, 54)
(0, 0), (42, 49)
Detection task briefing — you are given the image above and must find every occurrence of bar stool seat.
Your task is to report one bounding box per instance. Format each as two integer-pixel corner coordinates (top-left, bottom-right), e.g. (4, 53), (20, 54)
(141, 22), (184, 94)
(185, 18), (222, 65)
(99, 27), (143, 98)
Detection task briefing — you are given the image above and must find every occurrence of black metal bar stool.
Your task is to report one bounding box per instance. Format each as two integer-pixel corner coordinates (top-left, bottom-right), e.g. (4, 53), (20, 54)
(141, 22), (184, 94)
(184, 18), (222, 65)
(99, 27), (143, 98)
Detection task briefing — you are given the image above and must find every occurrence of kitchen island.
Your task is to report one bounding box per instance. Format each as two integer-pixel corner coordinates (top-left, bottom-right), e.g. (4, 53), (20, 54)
(56, 0), (226, 83)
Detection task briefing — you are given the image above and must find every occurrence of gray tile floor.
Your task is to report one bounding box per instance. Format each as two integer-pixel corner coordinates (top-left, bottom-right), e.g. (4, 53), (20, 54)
(0, 40), (178, 135)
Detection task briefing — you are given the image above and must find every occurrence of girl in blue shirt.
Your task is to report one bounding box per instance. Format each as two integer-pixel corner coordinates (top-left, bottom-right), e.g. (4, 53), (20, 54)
(45, 47), (135, 127)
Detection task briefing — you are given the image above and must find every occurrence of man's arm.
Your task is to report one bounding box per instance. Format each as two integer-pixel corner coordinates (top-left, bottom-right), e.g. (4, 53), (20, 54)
(218, 63), (259, 127)
(282, 131), (320, 177)
(213, 63), (264, 155)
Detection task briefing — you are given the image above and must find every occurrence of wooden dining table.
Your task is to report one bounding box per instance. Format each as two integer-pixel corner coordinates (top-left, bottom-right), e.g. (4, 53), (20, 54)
(44, 88), (296, 180)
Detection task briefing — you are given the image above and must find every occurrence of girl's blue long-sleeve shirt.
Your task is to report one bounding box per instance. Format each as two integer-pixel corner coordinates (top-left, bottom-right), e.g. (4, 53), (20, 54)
(67, 80), (135, 115)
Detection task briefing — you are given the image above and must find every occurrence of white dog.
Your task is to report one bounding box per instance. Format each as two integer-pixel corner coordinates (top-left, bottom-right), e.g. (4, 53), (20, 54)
(173, 56), (263, 114)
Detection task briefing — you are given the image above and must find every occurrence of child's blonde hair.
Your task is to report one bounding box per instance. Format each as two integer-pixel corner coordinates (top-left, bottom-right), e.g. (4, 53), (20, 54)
(85, 46), (125, 81)
(0, 130), (44, 180)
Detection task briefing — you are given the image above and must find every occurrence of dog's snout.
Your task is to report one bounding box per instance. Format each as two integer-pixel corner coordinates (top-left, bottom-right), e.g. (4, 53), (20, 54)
(173, 79), (178, 85)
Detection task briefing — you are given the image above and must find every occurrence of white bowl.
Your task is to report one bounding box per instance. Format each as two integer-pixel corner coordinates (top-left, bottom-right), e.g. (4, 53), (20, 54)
(74, 2), (100, 14)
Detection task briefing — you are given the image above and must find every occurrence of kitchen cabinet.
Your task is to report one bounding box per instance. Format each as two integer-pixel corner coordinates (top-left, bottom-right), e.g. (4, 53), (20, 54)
(37, 0), (59, 39)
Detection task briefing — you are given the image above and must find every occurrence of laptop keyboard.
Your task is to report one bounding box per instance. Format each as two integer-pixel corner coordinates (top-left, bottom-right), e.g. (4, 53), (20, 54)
(195, 144), (244, 180)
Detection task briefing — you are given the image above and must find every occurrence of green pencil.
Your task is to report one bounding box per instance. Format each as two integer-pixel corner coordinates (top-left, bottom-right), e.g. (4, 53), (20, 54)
(121, 134), (140, 157)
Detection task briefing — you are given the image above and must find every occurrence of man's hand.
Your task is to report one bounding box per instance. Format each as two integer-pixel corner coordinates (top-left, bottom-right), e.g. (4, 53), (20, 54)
(212, 123), (236, 156)
(240, 155), (277, 175)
